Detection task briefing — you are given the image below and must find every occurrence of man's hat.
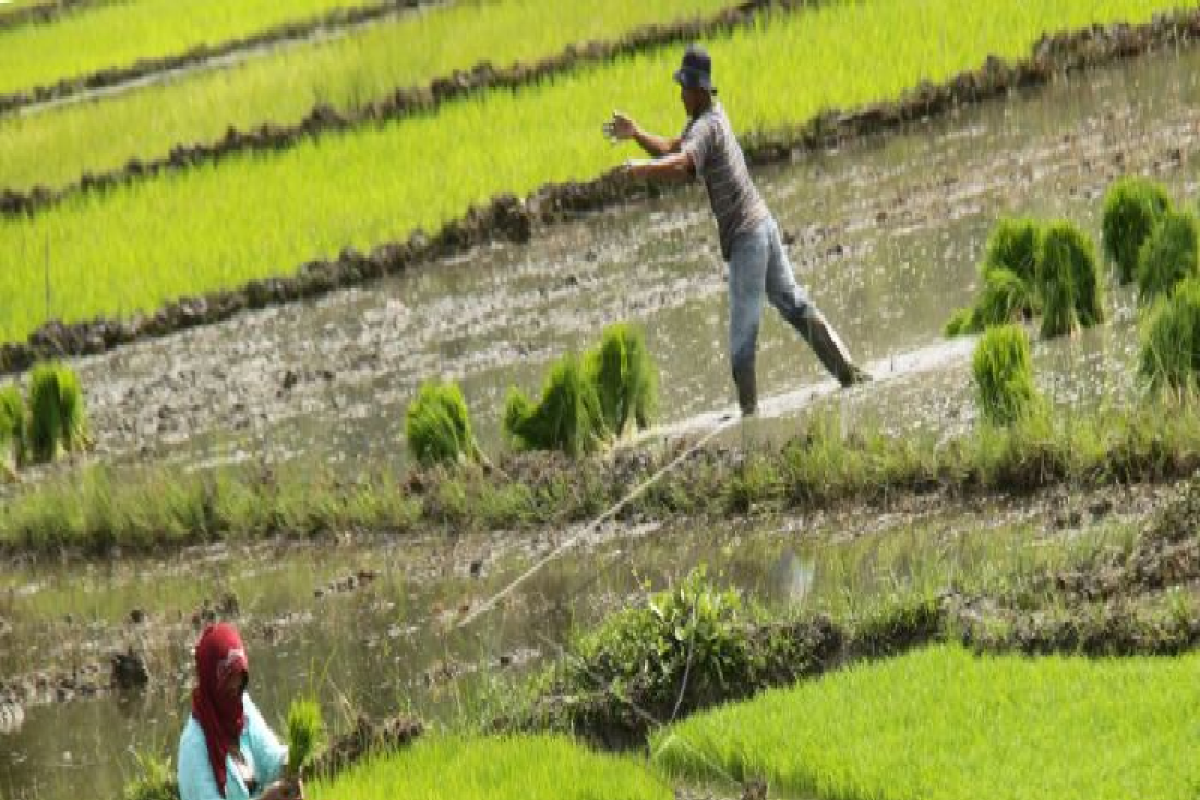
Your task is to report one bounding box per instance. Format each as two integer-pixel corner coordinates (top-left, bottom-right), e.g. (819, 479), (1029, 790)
(673, 43), (716, 94)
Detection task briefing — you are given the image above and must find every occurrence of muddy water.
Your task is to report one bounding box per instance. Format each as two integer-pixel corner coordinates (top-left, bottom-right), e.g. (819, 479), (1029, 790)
(0, 478), (1164, 800)
(5, 43), (1200, 800)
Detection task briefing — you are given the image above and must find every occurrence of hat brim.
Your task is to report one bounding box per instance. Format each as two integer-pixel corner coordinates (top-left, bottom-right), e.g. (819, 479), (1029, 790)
(673, 68), (715, 93)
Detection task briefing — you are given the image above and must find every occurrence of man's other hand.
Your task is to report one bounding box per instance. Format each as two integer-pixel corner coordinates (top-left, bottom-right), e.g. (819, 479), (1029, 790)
(603, 111), (637, 142)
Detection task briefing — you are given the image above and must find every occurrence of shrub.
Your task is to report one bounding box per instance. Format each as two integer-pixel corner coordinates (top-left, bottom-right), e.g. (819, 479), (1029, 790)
(983, 217), (1042, 283)
(0, 384), (26, 466)
(972, 325), (1039, 426)
(405, 381), (478, 466)
(28, 362), (87, 463)
(1139, 278), (1200, 394)
(1036, 221), (1104, 338)
(586, 323), (657, 437)
(504, 355), (607, 456)
(1136, 210), (1199, 304)
(286, 698), (325, 779)
(1102, 176), (1172, 285)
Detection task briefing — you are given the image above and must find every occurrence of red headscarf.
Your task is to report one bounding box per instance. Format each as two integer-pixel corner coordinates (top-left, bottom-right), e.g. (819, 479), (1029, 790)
(192, 623), (249, 797)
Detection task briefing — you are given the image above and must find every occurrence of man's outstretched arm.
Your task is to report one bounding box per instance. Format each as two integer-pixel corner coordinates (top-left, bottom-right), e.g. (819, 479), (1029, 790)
(603, 111), (680, 157)
(623, 150), (695, 182)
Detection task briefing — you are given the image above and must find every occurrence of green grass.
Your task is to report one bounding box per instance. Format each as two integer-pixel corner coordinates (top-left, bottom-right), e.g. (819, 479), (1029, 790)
(653, 645), (1200, 800)
(0, 0), (1186, 344)
(0, 0), (735, 194)
(312, 734), (672, 800)
(0, 0), (392, 97)
(1102, 175), (1172, 285)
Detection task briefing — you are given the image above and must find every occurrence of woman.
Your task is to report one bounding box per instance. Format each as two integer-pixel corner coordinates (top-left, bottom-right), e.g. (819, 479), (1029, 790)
(178, 623), (302, 800)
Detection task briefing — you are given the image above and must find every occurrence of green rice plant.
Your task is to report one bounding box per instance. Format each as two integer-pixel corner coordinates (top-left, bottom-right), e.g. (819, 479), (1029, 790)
(1036, 220), (1104, 338)
(653, 645), (1200, 800)
(585, 323), (658, 437)
(945, 219), (1041, 337)
(122, 748), (177, 800)
(1138, 277), (1200, 394)
(27, 362), (87, 462)
(972, 324), (1039, 426)
(504, 354), (607, 457)
(0, 0), (735, 194)
(404, 381), (478, 466)
(1101, 175), (1172, 284)
(286, 698), (325, 779)
(943, 305), (977, 337)
(982, 217), (1042, 283)
(312, 734), (671, 800)
(1136, 209), (1199, 304)
(0, 384), (27, 466)
(0, 0), (1188, 345)
(56, 364), (88, 452)
(976, 267), (1038, 327)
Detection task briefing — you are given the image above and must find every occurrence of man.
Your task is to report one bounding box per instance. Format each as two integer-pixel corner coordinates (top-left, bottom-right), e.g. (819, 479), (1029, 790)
(603, 44), (869, 416)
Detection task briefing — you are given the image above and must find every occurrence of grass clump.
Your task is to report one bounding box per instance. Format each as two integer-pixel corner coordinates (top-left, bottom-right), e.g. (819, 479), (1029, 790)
(972, 325), (1040, 426)
(1102, 176), (1172, 284)
(1139, 277), (1200, 394)
(28, 361), (88, 463)
(1136, 209), (1199, 304)
(404, 381), (479, 466)
(1036, 220), (1104, 338)
(586, 323), (657, 438)
(653, 645), (1200, 800)
(286, 698), (326, 779)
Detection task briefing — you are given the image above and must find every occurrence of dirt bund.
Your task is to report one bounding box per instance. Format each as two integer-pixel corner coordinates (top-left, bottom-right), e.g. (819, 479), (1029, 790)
(0, 0), (435, 116)
(1, 10), (1197, 375)
(0, 0), (99, 33)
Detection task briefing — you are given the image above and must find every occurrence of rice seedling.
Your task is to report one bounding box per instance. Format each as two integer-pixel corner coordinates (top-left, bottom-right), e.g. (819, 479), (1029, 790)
(1138, 277), (1200, 394)
(982, 216), (1041, 282)
(653, 645), (1200, 800)
(504, 354), (607, 456)
(404, 380), (479, 466)
(0, 0), (735, 193)
(0, 0), (1185, 344)
(971, 324), (1039, 426)
(312, 734), (672, 800)
(285, 698), (326, 778)
(1101, 175), (1172, 284)
(26, 361), (87, 462)
(1136, 209), (1199, 304)
(945, 219), (1042, 336)
(0, 384), (26, 466)
(586, 323), (658, 437)
(1036, 220), (1104, 338)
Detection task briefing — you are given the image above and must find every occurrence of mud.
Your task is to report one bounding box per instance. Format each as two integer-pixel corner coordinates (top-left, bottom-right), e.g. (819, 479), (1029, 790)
(4, 9), (1200, 376)
(0, 0), (434, 117)
(0, 0), (100, 33)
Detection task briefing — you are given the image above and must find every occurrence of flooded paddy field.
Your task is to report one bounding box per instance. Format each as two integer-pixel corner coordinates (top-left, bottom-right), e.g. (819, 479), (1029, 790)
(5, 42), (1200, 800)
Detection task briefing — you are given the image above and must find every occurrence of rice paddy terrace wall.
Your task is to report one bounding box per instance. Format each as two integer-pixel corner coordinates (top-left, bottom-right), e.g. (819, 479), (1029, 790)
(3, 9), (1200, 375)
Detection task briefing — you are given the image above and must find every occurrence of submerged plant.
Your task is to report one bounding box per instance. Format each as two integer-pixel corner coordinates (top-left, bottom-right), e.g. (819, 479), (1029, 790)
(586, 323), (657, 437)
(1139, 278), (1200, 394)
(1036, 221), (1103, 338)
(405, 380), (478, 466)
(1102, 176), (1172, 285)
(504, 355), (607, 456)
(1136, 210), (1199, 304)
(27, 362), (88, 462)
(0, 384), (26, 466)
(286, 698), (325, 778)
(972, 324), (1039, 426)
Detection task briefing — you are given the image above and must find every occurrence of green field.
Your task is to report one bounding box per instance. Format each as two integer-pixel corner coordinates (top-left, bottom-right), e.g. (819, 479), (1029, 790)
(312, 734), (672, 800)
(0, 0), (1186, 344)
(0, 0), (388, 96)
(654, 645), (1200, 800)
(0, 0), (733, 193)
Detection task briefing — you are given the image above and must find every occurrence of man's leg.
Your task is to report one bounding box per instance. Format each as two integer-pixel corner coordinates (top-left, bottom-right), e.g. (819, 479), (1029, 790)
(764, 218), (869, 387)
(728, 225), (770, 415)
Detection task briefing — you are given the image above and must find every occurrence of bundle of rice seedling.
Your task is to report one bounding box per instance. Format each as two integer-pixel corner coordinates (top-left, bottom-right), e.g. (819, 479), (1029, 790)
(404, 380), (478, 466)
(1139, 278), (1200, 394)
(972, 324), (1039, 426)
(1136, 210), (1199, 304)
(0, 385), (26, 466)
(28, 362), (88, 462)
(56, 366), (88, 452)
(1036, 221), (1104, 338)
(1102, 176), (1172, 285)
(945, 219), (1041, 337)
(504, 354), (607, 456)
(976, 267), (1038, 328)
(286, 698), (325, 779)
(983, 217), (1042, 284)
(586, 323), (657, 437)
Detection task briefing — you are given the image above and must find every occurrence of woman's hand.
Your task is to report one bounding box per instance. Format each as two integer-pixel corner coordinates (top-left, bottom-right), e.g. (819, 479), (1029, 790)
(260, 778), (304, 800)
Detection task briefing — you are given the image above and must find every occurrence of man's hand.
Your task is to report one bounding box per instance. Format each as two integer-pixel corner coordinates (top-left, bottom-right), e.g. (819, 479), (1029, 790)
(603, 111), (638, 142)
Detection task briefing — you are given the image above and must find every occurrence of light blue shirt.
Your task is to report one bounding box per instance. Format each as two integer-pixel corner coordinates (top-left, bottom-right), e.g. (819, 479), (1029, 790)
(178, 695), (288, 800)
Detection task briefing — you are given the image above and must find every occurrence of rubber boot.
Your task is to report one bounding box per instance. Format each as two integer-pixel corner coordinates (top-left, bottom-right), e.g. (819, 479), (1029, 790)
(733, 361), (758, 417)
(796, 312), (871, 387)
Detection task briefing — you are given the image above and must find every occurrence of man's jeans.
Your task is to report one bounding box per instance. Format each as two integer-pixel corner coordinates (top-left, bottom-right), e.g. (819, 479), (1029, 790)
(727, 216), (859, 413)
